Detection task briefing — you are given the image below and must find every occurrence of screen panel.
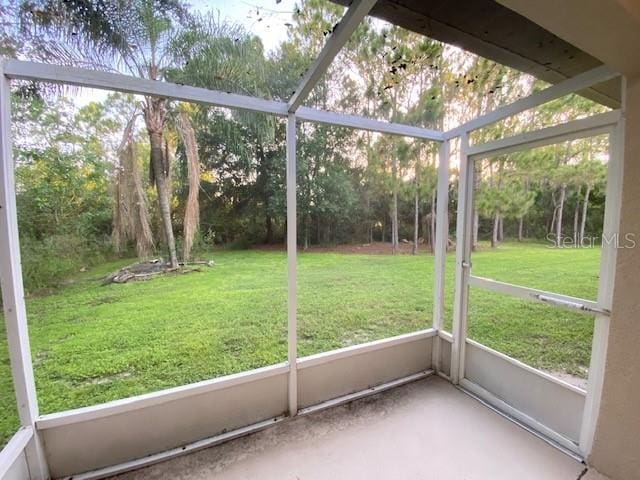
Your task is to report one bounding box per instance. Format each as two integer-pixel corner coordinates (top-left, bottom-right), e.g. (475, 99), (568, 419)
(296, 122), (440, 356)
(13, 85), (287, 414)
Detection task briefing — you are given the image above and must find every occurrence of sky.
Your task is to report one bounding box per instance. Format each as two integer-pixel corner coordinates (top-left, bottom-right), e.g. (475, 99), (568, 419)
(189, 0), (298, 53)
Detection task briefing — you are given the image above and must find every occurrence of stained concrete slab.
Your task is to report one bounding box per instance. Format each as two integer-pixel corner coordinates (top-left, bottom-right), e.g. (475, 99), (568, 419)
(111, 377), (588, 480)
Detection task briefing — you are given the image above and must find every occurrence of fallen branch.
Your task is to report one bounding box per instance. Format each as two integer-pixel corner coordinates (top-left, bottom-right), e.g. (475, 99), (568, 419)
(103, 259), (213, 285)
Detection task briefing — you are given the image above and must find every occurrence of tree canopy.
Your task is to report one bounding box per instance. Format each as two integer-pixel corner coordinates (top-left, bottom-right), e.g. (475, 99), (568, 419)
(0, 0), (610, 291)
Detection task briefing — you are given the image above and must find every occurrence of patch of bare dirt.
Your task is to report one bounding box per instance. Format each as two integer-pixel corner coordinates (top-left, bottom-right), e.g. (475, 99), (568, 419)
(546, 370), (588, 390)
(254, 242), (444, 255)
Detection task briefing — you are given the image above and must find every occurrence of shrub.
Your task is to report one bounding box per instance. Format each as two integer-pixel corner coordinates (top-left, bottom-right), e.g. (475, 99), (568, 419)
(19, 234), (112, 293)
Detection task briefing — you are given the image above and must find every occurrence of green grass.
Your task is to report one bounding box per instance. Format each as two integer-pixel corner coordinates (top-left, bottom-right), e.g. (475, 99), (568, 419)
(0, 241), (602, 446)
(457, 241), (599, 378)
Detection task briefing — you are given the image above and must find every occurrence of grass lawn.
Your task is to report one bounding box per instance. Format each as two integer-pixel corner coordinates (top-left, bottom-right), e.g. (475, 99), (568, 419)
(0, 241), (602, 446)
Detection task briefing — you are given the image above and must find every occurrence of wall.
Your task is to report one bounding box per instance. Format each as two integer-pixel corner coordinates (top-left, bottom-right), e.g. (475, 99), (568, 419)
(589, 75), (640, 479)
(2, 452), (29, 480)
(38, 333), (434, 479)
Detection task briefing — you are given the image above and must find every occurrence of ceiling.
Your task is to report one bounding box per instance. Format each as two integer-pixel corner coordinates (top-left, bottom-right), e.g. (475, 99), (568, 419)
(331, 0), (622, 108)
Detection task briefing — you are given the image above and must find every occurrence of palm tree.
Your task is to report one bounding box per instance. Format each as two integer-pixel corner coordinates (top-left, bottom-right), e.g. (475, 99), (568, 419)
(21, 0), (195, 266)
(21, 0), (269, 266)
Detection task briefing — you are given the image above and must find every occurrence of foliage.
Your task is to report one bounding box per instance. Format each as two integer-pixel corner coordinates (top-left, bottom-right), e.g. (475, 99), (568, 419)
(13, 94), (115, 291)
(0, 242), (602, 445)
(4, 0), (610, 259)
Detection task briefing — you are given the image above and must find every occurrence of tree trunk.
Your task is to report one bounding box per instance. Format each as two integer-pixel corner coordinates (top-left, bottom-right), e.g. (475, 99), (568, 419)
(573, 187), (581, 245)
(580, 186), (591, 244)
(491, 213), (499, 248)
(412, 188), (419, 255)
(255, 143), (274, 245)
(555, 184), (566, 247)
(149, 129), (178, 267)
(422, 214), (428, 248)
(498, 215), (504, 242)
(265, 215), (274, 244)
(549, 191), (557, 235)
(144, 96), (177, 268)
(381, 218), (386, 243)
(518, 217), (524, 242)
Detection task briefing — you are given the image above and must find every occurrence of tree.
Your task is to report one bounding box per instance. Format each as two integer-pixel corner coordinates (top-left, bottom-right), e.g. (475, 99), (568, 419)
(24, 1), (279, 265)
(576, 155), (607, 244)
(21, 0), (198, 266)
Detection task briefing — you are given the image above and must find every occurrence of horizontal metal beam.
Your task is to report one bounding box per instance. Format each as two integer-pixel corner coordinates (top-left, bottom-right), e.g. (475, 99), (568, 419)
(297, 328), (437, 370)
(36, 363), (289, 429)
(445, 65), (620, 138)
(468, 275), (607, 315)
(3, 60), (445, 142)
(467, 110), (619, 159)
(3, 60), (290, 116)
(288, 0), (377, 112)
(296, 106), (445, 141)
(438, 330), (453, 343)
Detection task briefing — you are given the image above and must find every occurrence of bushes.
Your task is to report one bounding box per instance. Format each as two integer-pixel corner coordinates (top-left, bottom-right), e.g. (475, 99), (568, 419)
(20, 234), (113, 293)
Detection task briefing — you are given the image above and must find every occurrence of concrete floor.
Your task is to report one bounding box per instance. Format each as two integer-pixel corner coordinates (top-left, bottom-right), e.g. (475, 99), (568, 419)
(111, 377), (603, 480)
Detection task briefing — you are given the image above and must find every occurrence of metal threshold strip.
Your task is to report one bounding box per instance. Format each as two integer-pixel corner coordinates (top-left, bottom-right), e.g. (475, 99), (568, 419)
(456, 382), (584, 463)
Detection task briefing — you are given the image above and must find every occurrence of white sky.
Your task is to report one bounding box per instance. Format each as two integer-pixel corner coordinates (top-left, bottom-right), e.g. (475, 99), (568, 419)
(189, 0), (297, 53)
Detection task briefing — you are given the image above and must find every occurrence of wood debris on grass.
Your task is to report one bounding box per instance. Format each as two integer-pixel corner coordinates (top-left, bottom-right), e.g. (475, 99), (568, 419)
(103, 258), (214, 284)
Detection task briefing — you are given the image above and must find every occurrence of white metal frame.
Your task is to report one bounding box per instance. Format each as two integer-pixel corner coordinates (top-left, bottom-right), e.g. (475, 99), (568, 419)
(466, 110), (620, 159)
(450, 133), (473, 384)
(431, 141), (450, 372)
(286, 113), (298, 416)
(578, 80), (625, 455)
(446, 74), (622, 454)
(0, 66), (49, 480)
(288, 0), (377, 112)
(0, 11), (625, 474)
(468, 276), (608, 316)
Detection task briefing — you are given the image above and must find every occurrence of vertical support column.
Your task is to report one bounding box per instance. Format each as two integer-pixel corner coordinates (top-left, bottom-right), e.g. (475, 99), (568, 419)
(450, 134), (473, 384)
(0, 70), (49, 478)
(286, 113), (298, 416)
(579, 83), (625, 455)
(432, 140), (450, 372)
